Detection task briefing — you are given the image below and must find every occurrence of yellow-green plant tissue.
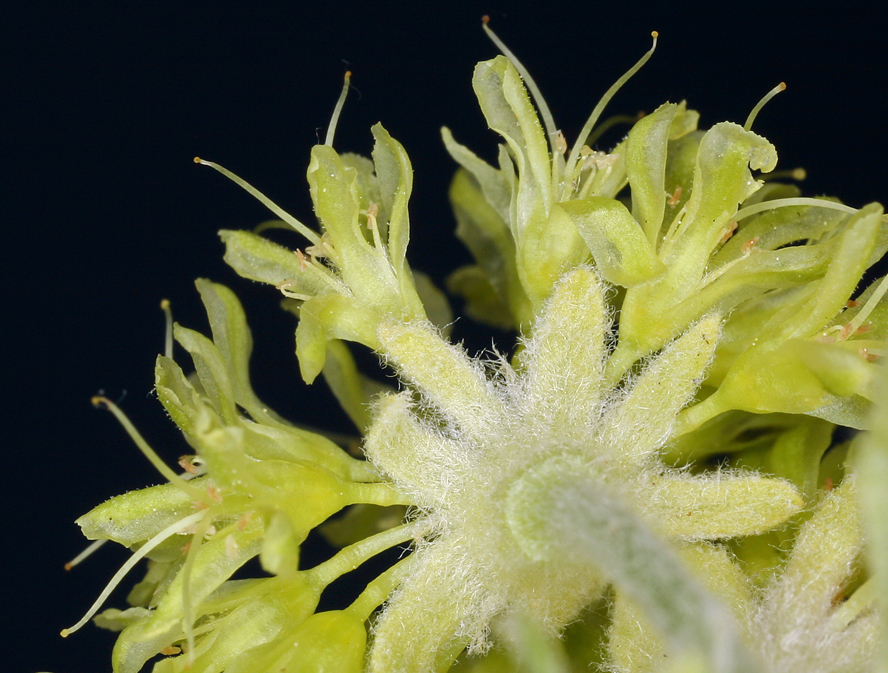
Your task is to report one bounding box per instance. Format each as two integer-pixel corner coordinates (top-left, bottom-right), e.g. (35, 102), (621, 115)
(62, 19), (887, 673)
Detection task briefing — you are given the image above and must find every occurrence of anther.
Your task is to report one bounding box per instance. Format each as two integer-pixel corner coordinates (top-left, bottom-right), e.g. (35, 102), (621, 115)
(667, 185), (683, 207)
(296, 249), (310, 272)
(741, 236), (759, 255)
(721, 222), (738, 245)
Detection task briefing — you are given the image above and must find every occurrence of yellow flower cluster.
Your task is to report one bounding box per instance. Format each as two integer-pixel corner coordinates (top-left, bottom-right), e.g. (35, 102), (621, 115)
(64, 22), (886, 673)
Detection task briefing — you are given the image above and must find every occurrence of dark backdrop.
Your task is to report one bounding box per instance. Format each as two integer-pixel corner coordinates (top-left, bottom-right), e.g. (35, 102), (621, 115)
(5, 3), (887, 672)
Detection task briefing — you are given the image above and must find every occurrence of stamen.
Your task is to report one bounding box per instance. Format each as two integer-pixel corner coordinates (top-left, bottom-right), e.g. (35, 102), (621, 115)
(178, 455), (206, 478)
(583, 112), (645, 149)
(277, 283), (313, 302)
(667, 185), (683, 208)
(733, 197), (858, 223)
(64, 539), (108, 570)
(762, 167), (806, 182)
(576, 151), (619, 199)
(305, 231), (333, 259)
(277, 254), (350, 301)
(828, 575), (878, 631)
(482, 16), (559, 153)
(744, 82), (786, 132)
(296, 249), (310, 272)
(741, 236), (760, 255)
(206, 483), (223, 504)
(61, 510), (206, 637)
(181, 513), (215, 668)
(194, 158), (322, 247)
(325, 71), (352, 148)
(720, 221), (738, 245)
(843, 274), (888, 340)
(365, 203), (384, 250)
(225, 533), (239, 560)
(160, 299), (173, 359)
(92, 397), (212, 506)
(563, 31), (658, 193)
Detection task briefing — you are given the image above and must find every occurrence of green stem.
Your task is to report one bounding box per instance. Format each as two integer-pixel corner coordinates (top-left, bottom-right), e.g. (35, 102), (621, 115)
(352, 481), (414, 507)
(510, 470), (760, 673)
(347, 556), (415, 622)
(603, 340), (645, 387)
(307, 521), (419, 589)
(675, 392), (728, 438)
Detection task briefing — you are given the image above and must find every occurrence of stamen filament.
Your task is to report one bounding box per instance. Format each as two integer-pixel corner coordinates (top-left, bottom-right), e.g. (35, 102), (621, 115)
(482, 16), (558, 154)
(160, 299), (173, 359)
(64, 539), (108, 570)
(829, 575), (878, 631)
(845, 275), (888, 339)
(744, 82), (786, 132)
(584, 112), (643, 149)
(61, 510), (206, 637)
(325, 71), (352, 148)
(194, 158), (322, 247)
(577, 162), (609, 200)
(762, 167), (806, 182)
(277, 257), (349, 301)
(181, 512), (215, 667)
(92, 397), (212, 505)
(733, 197), (858, 223)
(563, 31), (658, 194)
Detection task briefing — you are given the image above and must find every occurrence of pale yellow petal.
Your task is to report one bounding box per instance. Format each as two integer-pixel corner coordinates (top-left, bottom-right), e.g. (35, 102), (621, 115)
(602, 316), (721, 466)
(377, 320), (505, 440)
(368, 544), (475, 673)
(779, 475), (862, 610)
(521, 267), (609, 435)
(364, 393), (468, 508)
(647, 471), (803, 540)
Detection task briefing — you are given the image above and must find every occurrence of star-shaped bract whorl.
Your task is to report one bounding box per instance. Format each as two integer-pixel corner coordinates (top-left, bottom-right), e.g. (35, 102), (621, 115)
(364, 267), (803, 671)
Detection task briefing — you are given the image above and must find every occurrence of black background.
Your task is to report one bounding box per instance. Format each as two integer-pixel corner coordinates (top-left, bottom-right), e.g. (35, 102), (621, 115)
(5, 2), (888, 672)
